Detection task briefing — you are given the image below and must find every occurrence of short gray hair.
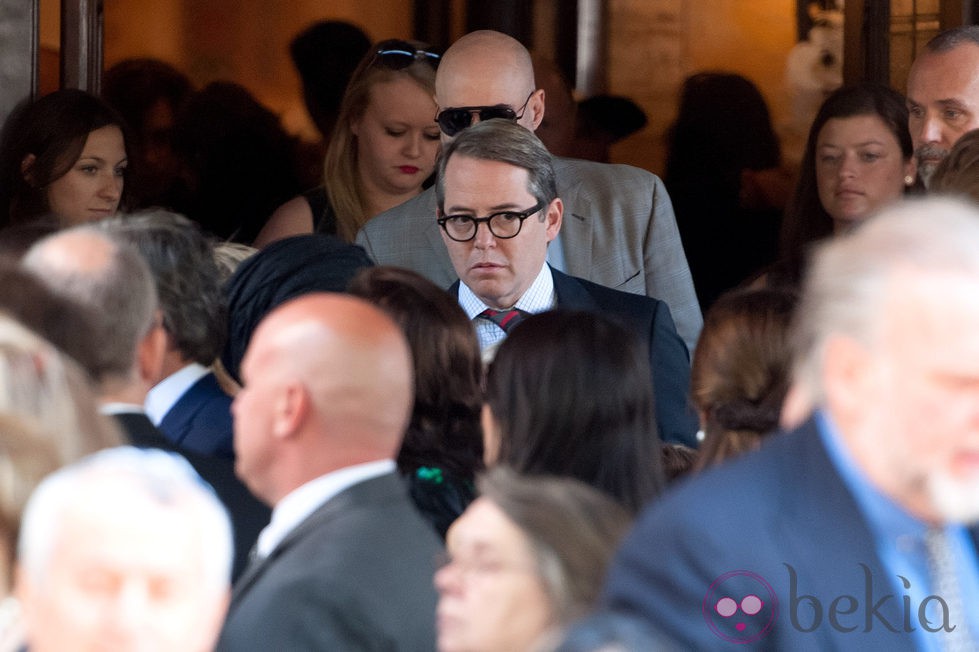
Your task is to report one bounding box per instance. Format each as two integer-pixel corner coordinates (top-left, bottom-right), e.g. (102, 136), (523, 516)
(435, 119), (557, 212)
(477, 467), (631, 624)
(18, 446), (233, 593)
(101, 210), (227, 365)
(925, 25), (979, 54)
(793, 197), (979, 403)
(22, 225), (157, 383)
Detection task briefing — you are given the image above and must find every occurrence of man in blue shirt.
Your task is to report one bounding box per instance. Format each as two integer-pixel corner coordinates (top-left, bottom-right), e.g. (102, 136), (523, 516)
(602, 196), (979, 650)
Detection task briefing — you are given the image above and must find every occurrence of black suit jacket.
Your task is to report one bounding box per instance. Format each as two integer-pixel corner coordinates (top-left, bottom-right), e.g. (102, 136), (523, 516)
(602, 416), (979, 649)
(454, 267), (697, 445)
(112, 411), (270, 582)
(218, 472), (442, 651)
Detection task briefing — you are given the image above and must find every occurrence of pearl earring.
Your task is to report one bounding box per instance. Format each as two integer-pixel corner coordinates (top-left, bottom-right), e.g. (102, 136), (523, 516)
(904, 175), (915, 186)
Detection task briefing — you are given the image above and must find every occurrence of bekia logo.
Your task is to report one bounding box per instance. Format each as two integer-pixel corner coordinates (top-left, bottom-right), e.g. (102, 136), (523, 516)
(704, 564), (959, 643)
(703, 570), (778, 644)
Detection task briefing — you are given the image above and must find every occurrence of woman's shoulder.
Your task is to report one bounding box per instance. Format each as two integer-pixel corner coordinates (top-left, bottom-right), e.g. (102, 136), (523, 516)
(252, 193), (317, 247)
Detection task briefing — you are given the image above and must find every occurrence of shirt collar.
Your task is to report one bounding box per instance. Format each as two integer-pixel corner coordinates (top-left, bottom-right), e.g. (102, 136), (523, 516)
(458, 263), (556, 319)
(255, 459), (396, 558)
(144, 363), (210, 425)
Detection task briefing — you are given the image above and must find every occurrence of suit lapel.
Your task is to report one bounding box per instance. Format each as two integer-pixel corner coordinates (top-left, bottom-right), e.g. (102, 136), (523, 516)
(553, 158), (593, 277)
(419, 192), (456, 280)
(228, 472), (402, 610)
(550, 267), (599, 311)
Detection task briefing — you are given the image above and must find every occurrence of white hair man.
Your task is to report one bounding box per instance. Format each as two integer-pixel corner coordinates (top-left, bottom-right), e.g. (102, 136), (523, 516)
(16, 446), (233, 652)
(603, 197), (979, 649)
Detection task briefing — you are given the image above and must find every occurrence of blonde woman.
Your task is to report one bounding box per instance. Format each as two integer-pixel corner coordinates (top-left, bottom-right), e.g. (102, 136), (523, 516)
(256, 39), (441, 245)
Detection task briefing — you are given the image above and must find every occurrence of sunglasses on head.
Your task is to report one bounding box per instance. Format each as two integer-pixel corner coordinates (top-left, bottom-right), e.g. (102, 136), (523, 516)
(435, 91), (536, 137)
(373, 39), (441, 71)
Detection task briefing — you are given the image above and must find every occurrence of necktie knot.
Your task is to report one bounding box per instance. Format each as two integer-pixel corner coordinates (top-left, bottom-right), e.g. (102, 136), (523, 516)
(479, 308), (530, 334)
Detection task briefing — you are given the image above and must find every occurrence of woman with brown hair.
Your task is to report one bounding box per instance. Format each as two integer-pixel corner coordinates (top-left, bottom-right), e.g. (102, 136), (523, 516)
(691, 287), (797, 470)
(435, 468), (632, 652)
(348, 266), (484, 537)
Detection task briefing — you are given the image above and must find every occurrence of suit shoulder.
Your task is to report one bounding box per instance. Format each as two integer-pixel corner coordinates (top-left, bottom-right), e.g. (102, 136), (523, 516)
(648, 428), (807, 526)
(570, 273), (665, 312)
(557, 157), (659, 185)
(359, 188), (436, 235)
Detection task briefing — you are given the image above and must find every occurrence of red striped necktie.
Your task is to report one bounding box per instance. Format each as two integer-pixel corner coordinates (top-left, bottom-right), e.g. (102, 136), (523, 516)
(478, 308), (530, 333)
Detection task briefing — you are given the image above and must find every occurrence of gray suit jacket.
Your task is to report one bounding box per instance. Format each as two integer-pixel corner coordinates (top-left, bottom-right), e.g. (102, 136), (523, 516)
(356, 157), (703, 352)
(217, 472), (442, 651)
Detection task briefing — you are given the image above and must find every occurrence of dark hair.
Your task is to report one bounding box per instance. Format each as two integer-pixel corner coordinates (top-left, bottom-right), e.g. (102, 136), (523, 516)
(222, 234), (373, 384)
(170, 81), (301, 243)
(101, 210), (226, 365)
(779, 84), (912, 284)
(924, 25), (979, 54)
(664, 72), (783, 309)
(691, 287), (797, 471)
(347, 266), (484, 478)
(290, 21), (372, 137)
(661, 443), (698, 484)
(435, 119), (557, 212)
(0, 89), (131, 227)
(484, 310), (663, 513)
(102, 59), (192, 209)
(666, 72), (780, 184)
(102, 58), (192, 135)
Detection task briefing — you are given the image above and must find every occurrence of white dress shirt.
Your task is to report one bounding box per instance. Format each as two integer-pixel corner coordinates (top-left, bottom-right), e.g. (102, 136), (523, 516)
(144, 362), (210, 425)
(458, 263), (557, 351)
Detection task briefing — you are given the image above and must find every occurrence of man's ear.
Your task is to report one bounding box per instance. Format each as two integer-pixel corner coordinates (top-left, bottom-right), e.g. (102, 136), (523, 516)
(544, 197), (563, 241)
(272, 381), (310, 440)
(20, 153), (37, 186)
(528, 88), (546, 131)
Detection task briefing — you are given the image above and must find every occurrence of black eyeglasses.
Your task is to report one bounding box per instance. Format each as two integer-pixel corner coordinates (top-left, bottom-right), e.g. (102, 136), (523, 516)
(435, 91), (535, 137)
(373, 40), (441, 70)
(438, 201), (545, 242)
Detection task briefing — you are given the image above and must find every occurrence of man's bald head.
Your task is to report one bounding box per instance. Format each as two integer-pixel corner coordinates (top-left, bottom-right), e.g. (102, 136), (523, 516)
(233, 293), (413, 503)
(435, 30), (544, 142)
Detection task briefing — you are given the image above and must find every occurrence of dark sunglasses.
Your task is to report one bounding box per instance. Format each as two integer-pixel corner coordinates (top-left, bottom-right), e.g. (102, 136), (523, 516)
(373, 39), (441, 71)
(435, 91), (535, 137)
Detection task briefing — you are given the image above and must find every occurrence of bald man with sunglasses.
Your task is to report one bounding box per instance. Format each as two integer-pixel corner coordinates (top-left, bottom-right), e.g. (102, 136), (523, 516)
(356, 30), (703, 353)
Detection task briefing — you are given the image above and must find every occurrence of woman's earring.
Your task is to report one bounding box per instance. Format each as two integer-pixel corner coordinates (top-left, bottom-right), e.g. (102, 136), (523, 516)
(904, 175), (915, 186)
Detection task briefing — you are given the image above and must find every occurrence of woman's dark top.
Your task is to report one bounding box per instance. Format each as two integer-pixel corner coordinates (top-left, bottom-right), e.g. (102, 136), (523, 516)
(303, 186), (338, 236)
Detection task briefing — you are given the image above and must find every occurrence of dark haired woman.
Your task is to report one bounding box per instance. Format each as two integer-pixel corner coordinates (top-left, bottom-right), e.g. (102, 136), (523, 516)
(348, 265), (484, 537)
(770, 83), (916, 287)
(0, 89), (130, 228)
(482, 309), (663, 514)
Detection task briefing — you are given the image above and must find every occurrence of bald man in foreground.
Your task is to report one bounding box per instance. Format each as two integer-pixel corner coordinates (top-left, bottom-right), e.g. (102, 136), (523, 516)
(216, 294), (441, 650)
(356, 30), (703, 352)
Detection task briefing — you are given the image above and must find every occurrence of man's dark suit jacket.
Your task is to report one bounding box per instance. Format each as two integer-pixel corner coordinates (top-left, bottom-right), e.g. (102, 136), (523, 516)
(602, 416), (979, 650)
(157, 371), (234, 459)
(112, 411), (270, 582)
(217, 472), (442, 651)
(454, 267), (697, 446)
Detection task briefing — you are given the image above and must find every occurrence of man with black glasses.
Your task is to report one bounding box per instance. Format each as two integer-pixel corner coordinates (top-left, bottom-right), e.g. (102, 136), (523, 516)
(436, 118), (696, 446)
(356, 29), (703, 353)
